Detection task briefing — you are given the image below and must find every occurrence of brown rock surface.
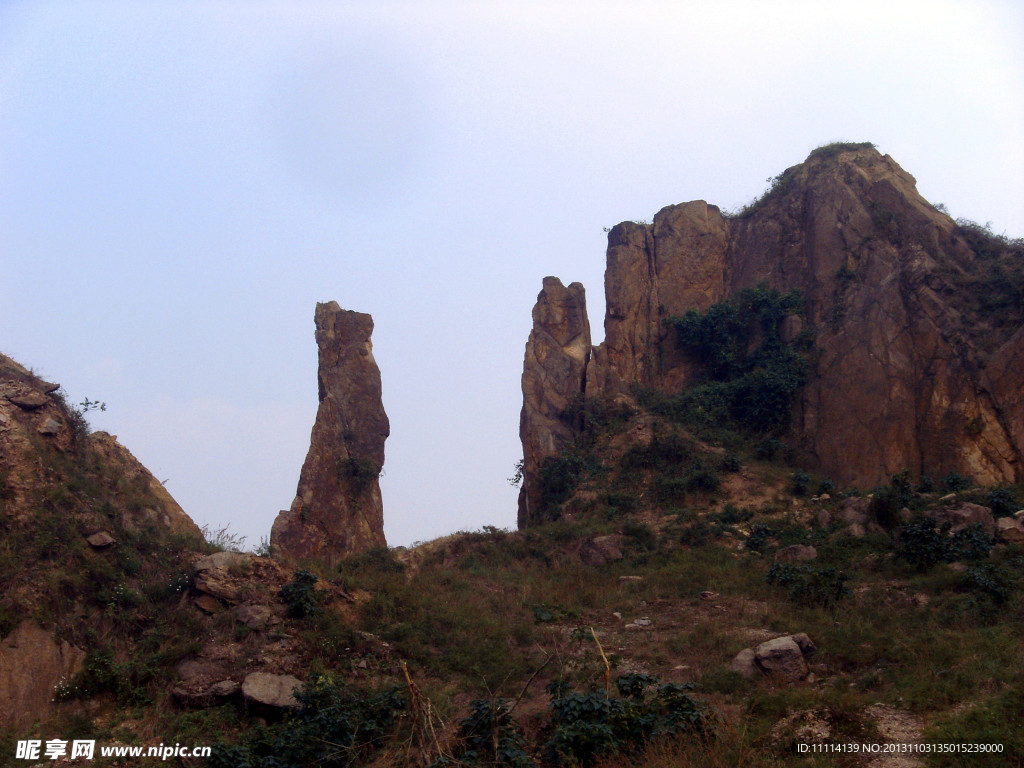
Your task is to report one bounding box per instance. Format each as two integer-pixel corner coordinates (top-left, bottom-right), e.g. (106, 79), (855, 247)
(271, 302), (389, 563)
(518, 278), (591, 527)
(0, 620), (86, 729)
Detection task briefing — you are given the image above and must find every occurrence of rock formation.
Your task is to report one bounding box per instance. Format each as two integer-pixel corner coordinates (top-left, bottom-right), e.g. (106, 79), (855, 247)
(518, 278), (591, 526)
(271, 302), (389, 563)
(518, 145), (1024, 526)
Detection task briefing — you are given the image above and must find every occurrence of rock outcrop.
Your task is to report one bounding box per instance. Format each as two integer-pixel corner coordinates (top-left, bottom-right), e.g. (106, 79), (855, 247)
(518, 278), (591, 526)
(271, 302), (389, 563)
(518, 146), (1024, 526)
(0, 351), (200, 537)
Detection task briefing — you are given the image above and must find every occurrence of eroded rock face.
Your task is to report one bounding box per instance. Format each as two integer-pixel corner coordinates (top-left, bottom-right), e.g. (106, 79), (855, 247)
(0, 621), (86, 729)
(271, 303), (389, 563)
(518, 278), (591, 527)
(516, 147), (1023, 522)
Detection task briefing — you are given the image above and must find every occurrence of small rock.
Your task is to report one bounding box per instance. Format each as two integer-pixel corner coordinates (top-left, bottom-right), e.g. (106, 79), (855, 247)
(235, 603), (276, 630)
(790, 633), (816, 656)
(618, 575), (643, 585)
(192, 551), (251, 573)
(356, 660), (368, 669)
(612, 611), (622, 621)
(775, 545), (818, 563)
(996, 517), (1024, 544)
(86, 532), (115, 548)
(193, 595), (222, 615)
(634, 617), (651, 627)
(700, 590), (718, 600)
(37, 417), (62, 436)
(209, 680), (241, 698)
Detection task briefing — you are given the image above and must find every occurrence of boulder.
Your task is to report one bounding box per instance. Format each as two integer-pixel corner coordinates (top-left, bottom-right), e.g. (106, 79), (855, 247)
(580, 534), (625, 566)
(932, 502), (996, 537)
(996, 516), (1024, 544)
(754, 636), (809, 683)
(242, 672), (303, 709)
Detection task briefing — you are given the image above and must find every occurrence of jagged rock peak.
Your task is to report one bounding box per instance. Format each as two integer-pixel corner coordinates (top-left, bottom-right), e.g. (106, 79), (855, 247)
(271, 302), (389, 564)
(517, 145), (1023, 526)
(518, 277), (591, 527)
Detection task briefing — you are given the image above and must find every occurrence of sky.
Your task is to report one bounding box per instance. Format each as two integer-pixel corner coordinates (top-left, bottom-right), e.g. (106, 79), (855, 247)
(1, 1), (1022, 549)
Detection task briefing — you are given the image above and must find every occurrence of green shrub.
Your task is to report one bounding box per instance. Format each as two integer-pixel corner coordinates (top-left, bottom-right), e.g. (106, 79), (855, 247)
(988, 486), (1019, 517)
(545, 677), (704, 767)
(766, 563), (850, 609)
(896, 519), (993, 571)
(450, 698), (534, 768)
(280, 569), (327, 618)
(209, 673), (406, 768)
(666, 286), (811, 434)
(942, 472), (973, 492)
(790, 471), (811, 497)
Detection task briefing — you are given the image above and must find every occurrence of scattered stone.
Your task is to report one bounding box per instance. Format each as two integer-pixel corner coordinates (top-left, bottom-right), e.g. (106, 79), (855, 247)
(235, 603), (276, 630)
(700, 590), (718, 600)
(618, 575), (643, 584)
(37, 417), (62, 435)
(996, 517), (1024, 543)
(86, 531), (115, 548)
(790, 633), (817, 656)
(634, 617), (651, 627)
(193, 569), (242, 603)
(242, 672), (303, 710)
(580, 535), (625, 566)
(612, 612), (622, 621)
(193, 595), (222, 615)
(209, 680), (241, 698)
(775, 545), (818, 563)
(933, 502), (996, 537)
(192, 551), (251, 573)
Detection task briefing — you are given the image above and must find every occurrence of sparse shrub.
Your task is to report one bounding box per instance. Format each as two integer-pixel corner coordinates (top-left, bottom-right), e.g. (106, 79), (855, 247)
(790, 471), (810, 497)
(684, 462), (720, 493)
(280, 569), (327, 618)
(766, 563), (850, 609)
(451, 698), (534, 767)
(962, 563), (1018, 614)
(720, 453), (741, 473)
(746, 524), (773, 553)
(817, 478), (835, 496)
(338, 456), (381, 494)
(988, 486), (1019, 517)
(755, 437), (782, 460)
(896, 519), (992, 571)
(943, 472), (973, 492)
(917, 475), (934, 493)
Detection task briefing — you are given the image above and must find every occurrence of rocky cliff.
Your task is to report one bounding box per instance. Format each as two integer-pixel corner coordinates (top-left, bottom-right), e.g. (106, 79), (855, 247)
(519, 144), (1024, 526)
(271, 302), (389, 563)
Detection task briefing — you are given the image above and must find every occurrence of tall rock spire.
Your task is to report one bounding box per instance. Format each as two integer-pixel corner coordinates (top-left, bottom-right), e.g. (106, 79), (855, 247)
(271, 302), (389, 563)
(518, 277), (591, 527)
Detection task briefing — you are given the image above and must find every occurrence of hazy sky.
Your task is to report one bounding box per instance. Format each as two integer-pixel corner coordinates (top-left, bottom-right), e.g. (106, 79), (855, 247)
(2, 1), (1022, 549)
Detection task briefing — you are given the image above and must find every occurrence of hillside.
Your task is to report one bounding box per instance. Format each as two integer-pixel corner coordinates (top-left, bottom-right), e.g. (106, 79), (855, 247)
(2, 145), (1023, 767)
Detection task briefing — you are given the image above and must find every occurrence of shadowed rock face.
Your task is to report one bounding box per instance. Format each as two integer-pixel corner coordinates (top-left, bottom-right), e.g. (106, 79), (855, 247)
(271, 302), (389, 563)
(518, 147), (1023, 526)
